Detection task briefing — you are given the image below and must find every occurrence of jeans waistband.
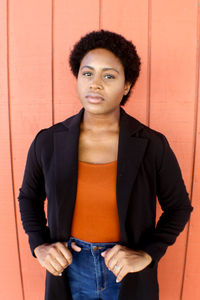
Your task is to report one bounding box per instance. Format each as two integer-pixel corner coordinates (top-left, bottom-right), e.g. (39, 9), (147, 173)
(68, 236), (120, 251)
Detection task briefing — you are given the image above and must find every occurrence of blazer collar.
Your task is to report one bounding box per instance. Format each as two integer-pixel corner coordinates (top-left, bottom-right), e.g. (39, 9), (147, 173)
(61, 106), (144, 136)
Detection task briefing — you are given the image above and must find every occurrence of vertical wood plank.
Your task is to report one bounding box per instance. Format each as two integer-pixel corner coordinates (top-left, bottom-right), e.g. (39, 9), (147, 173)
(182, 2), (200, 299)
(9, 1), (52, 299)
(53, 0), (99, 123)
(0, 0), (23, 299)
(101, 0), (150, 124)
(150, 0), (197, 299)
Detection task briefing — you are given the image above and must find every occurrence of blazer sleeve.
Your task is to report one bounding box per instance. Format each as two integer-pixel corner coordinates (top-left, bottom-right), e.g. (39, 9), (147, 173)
(18, 130), (51, 257)
(141, 134), (193, 265)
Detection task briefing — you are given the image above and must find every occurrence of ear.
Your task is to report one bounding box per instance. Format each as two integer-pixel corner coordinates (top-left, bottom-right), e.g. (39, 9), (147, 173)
(124, 82), (132, 96)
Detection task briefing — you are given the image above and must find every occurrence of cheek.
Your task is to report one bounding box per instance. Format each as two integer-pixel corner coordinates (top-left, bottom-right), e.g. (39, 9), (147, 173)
(77, 80), (85, 97)
(109, 82), (126, 99)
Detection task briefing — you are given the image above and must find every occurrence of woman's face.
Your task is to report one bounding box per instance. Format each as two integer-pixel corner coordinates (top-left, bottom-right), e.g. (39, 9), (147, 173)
(77, 48), (131, 116)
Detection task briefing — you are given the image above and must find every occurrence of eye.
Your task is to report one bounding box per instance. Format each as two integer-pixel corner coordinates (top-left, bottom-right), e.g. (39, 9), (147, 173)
(82, 71), (92, 76)
(104, 74), (115, 79)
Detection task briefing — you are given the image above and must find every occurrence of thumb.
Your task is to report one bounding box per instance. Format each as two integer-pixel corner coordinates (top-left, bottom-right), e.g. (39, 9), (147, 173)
(101, 249), (110, 257)
(71, 241), (82, 252)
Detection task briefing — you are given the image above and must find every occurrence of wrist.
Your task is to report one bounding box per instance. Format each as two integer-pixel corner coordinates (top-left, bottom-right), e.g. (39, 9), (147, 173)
(140, 250), (152, 264)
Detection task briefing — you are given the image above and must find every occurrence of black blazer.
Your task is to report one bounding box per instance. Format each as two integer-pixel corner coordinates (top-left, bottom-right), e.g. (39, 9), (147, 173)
(18, 107), (193, 300)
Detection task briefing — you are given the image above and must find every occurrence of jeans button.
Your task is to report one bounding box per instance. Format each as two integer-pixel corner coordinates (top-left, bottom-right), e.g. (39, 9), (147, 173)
(93, 246), (105, 251)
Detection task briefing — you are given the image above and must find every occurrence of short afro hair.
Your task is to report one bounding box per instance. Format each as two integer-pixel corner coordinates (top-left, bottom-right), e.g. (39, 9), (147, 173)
(69, 29), (141, 106)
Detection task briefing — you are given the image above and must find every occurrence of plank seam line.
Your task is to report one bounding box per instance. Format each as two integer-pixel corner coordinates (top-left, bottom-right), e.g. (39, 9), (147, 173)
(147, 0), (152, 127)
(52, 0), (55, 125)
(180, 2), (200, 299)
(7, 0), (25, 299)
(99, 0), (102, 30)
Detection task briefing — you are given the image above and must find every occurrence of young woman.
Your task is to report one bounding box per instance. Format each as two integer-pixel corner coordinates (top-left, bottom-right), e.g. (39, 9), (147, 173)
(18, 30), (193, 300)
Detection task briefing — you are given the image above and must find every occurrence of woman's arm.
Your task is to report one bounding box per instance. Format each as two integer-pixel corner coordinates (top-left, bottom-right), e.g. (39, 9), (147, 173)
(18, 131), (51, 257)
(140, 134), (193, 265)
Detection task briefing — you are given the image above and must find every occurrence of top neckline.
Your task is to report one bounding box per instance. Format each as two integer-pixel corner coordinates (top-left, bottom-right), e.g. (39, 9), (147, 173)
(79, 160), (117, 166)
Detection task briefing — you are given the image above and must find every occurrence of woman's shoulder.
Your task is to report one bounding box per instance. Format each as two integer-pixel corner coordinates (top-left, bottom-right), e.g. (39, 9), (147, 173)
(34, 112), (79, 142)
(123, 108), (167, 142)
(123, 109), (172, 165)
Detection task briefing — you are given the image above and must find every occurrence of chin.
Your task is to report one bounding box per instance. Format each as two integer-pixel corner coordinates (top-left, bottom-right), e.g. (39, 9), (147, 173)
(85, 105), (119, 116)
(84, 105), (106, 114)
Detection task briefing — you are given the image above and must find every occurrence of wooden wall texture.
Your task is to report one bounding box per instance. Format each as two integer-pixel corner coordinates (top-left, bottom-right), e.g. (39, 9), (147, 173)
(0, 0), (199, 299)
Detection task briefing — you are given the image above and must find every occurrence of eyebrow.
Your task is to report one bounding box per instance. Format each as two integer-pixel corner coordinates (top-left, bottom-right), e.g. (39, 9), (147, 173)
(80, 65), (119, 74)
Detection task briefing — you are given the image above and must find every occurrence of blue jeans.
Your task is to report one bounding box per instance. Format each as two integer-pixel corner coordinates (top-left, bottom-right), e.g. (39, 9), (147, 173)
(65, 237), (121, 300)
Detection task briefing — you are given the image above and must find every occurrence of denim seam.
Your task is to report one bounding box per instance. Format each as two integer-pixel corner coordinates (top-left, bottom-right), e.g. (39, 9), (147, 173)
(100, 258), (107, 293)
(91, 248), (99, 294)
(97, 252), (107, 294)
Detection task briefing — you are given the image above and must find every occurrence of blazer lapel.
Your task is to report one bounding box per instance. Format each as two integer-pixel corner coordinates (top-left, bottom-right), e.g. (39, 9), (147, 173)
(117, 108), (148, 243)
(54, 108), (84, 239)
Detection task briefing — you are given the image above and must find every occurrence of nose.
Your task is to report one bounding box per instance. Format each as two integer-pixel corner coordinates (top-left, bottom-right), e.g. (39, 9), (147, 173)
(89, 76), (103, 90)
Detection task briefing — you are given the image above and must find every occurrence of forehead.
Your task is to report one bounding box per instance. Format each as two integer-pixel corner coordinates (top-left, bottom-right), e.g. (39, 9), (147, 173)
(80, 48), (123, 69)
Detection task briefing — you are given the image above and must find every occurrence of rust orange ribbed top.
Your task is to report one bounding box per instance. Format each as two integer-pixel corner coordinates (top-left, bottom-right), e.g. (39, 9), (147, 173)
(70, 160), (121, 243)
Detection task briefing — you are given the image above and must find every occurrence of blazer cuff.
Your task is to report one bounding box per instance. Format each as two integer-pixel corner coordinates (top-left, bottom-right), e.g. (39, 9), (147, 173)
(140, 243), (168, 268)
(28, 229), (51, 257)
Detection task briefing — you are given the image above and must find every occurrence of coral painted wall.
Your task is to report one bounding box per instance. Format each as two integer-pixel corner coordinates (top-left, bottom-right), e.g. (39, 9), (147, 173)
(0, 0), (199, 299)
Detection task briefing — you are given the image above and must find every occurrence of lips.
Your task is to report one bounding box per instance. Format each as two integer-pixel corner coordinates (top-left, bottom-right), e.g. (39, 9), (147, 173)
(86, 94), (104, 104)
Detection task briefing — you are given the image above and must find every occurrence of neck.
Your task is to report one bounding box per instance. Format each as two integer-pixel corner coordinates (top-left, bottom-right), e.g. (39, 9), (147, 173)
(81, 107), (120, 132)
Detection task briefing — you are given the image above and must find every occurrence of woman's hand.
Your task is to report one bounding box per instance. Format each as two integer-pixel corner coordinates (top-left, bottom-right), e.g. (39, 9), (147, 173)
(34, 241), (81, 276)
(101, 245), (152, 283)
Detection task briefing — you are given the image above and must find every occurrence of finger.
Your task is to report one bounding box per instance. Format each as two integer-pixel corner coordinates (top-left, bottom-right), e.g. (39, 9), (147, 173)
(71, 242), (82, 252)
(55, 242), (73, 265)
(107, 254), (122, 271)
(116, 265), (127, 283)
(103, 245), (121, 268)
(111, 262), (123, 277)
(48, 255), (64, 273)
(54, 250), (70, 269)
(44, 260), (62, 277)
(47, 256), (63, 273)
(101, 249), (110, 257)
(48, 245), (70, 269)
